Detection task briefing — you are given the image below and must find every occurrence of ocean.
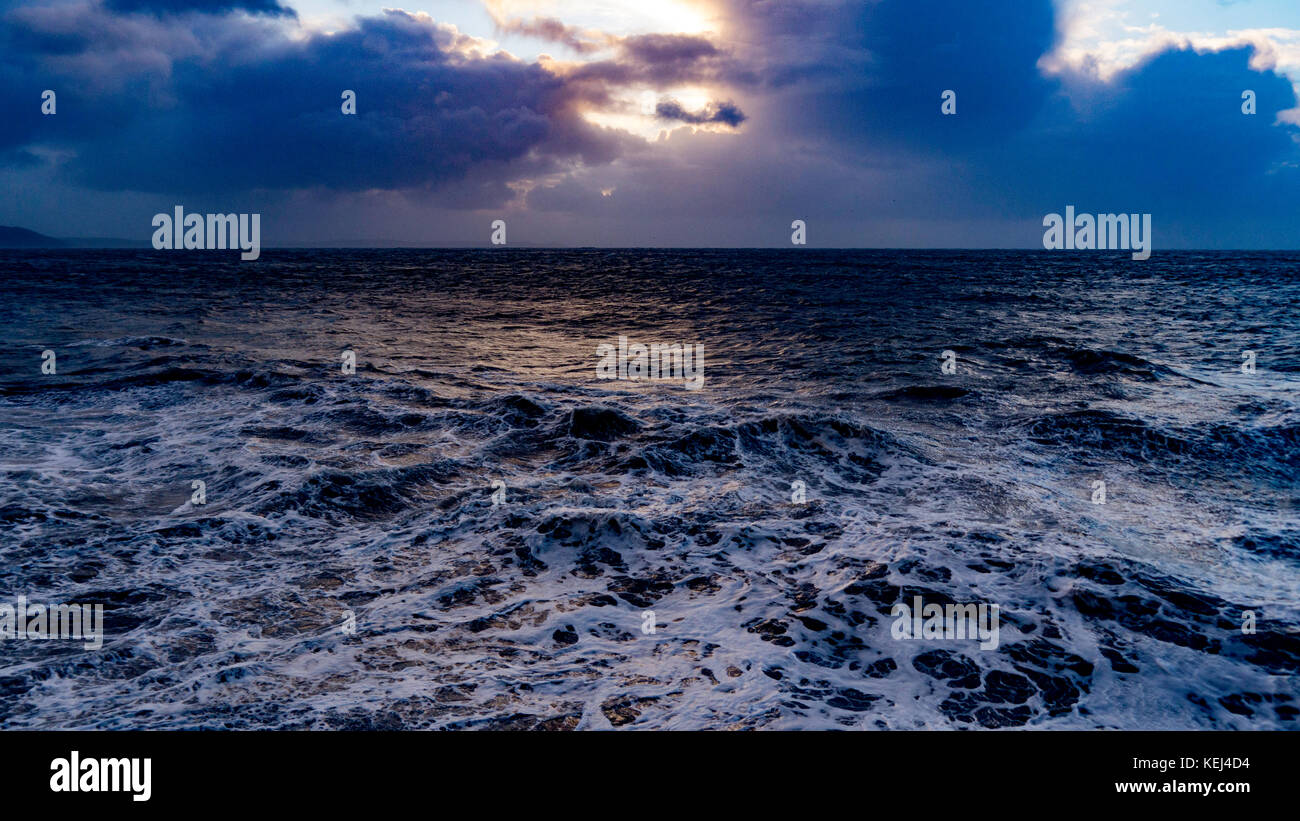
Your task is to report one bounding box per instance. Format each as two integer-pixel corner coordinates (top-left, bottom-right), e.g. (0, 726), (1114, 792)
(0, 248), (1296, 729)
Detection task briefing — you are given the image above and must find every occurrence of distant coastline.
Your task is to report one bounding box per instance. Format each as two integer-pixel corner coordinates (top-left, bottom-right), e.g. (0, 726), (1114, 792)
(0, 226), (145, 249)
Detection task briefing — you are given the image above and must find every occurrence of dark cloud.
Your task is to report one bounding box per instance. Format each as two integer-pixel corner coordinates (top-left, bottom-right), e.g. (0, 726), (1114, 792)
(690, 0), (1300, 244)
(621, 33), (719, 65)
(1007, 45), (1299, 207)
(656, 99), (746, 127)
(0, 0), (1297, 246)
(558, 33), (733, 97)
(0, 6), (628, 203)
(105, 0), (296, 17)
(745, 0), (1057, 150)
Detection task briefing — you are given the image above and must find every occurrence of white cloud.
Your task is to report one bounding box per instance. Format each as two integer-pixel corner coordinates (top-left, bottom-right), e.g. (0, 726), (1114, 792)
(1044, 0), (1300, 123)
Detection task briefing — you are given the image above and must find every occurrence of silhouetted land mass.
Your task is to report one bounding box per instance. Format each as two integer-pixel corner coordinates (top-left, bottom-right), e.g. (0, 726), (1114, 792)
(0, 226), (144, 248)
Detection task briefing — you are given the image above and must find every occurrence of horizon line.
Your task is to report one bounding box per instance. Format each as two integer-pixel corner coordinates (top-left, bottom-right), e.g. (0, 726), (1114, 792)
(4, 245), (1300, 252)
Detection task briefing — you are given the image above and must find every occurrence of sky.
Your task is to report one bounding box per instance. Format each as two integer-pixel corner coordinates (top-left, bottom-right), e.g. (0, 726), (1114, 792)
(1, 0), (1298, 247)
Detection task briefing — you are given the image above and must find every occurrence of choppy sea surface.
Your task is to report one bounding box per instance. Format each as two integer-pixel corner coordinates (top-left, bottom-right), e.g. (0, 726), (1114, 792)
(0, 249), (1297, 730)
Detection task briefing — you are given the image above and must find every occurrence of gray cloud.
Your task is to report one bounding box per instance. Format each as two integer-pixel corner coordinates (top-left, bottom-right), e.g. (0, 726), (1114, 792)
(655, 99), (746, 127)
(0, 6), (638, 204)
(105, 0), (296, 17)
(0, 0), (1297, 247)
(491, 15), (612, 54)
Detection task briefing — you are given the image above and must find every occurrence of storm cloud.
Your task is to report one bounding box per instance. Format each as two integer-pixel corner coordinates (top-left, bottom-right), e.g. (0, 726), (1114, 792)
(655, 99), (746, 127)
(105, 0), (296, 18)
(0, 0), (1297, 246)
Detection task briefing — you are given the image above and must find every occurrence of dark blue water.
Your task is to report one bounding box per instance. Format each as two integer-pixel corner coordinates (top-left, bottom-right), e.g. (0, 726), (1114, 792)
(1, 249), (1297, 728)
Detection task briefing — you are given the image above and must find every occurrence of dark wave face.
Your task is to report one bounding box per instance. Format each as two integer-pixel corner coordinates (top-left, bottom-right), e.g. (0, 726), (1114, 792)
(0, 249), (1297, 729)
